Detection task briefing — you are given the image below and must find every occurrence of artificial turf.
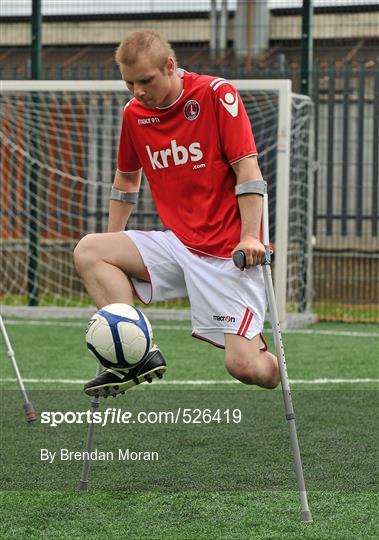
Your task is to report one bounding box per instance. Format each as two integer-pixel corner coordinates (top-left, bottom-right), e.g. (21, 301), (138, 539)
(0, 319), (378, 539)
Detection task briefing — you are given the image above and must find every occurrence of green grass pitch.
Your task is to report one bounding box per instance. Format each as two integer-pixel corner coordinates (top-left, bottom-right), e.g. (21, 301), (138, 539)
(0, 318), (378, 539)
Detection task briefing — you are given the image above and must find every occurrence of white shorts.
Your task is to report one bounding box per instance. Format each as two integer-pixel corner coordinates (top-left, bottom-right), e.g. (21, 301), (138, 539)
(126, 230), (268, 350)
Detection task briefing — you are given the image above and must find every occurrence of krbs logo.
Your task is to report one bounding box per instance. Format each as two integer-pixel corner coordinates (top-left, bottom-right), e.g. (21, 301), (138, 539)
(184, 100), (200, 121)
(146, 140), (203, 170)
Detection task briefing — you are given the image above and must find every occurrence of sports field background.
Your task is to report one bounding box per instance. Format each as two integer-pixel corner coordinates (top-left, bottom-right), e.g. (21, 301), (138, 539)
(0, 318), (377, 539)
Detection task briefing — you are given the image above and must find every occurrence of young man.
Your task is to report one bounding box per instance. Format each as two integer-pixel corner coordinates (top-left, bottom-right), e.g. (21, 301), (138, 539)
(73, 30), (280, 397)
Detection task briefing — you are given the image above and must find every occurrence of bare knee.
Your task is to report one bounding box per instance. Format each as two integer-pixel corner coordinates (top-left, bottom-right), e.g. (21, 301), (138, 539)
(225, 350), (280, 389)
(225, 352), (261, 384)
(73, 233), (101, 275)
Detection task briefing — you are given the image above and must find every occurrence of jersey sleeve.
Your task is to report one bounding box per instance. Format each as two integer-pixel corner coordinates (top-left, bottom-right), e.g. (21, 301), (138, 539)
(117, 105), (141, 173)
(210, 80), (257, 164)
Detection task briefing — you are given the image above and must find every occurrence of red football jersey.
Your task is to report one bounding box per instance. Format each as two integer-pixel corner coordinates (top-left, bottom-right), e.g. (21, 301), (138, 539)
(117, 70), (257, 258)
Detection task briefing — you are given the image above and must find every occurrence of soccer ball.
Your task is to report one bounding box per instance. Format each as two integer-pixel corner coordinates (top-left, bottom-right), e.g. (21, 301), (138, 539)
(86, 303), (153, 370)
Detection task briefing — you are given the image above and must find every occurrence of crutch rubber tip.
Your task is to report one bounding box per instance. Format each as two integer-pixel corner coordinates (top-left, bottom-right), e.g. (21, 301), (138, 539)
(26, 411), (37, 423)
(78, 480), (89, 491)
(301, 510), (313, 523)
(24, 402), (36, 422)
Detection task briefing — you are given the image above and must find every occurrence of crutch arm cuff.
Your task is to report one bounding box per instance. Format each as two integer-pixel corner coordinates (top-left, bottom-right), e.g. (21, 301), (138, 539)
(110, 187), (139, 204)
(235, 180), (267, 197)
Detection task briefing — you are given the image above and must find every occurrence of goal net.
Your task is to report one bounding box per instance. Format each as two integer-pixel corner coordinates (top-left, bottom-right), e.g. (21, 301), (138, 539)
(0, 80), (314, 328)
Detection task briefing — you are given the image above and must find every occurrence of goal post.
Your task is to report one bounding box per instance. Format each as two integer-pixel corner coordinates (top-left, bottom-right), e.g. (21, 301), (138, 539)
(233, 79), (292, 327)
(0, 79), (315, 328)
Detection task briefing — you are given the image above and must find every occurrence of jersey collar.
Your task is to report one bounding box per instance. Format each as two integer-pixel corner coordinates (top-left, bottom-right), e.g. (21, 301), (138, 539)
(155, 68), (186, 110)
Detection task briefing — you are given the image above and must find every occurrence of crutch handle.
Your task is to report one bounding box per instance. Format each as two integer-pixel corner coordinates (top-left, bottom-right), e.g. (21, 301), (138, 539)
(233, 249), (271, 270)
(232, 250), (246, 269)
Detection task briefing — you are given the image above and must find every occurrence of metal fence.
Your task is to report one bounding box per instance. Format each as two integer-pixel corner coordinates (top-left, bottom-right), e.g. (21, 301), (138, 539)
(313, 63), (378, 239)
(311, 63), (378, 322)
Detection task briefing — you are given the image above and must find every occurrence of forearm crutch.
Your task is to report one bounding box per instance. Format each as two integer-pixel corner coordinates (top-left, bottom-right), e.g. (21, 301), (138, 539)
(0, 315), (37, 423)
(78, 363), (102, 491)
(233, 182), (313, 523)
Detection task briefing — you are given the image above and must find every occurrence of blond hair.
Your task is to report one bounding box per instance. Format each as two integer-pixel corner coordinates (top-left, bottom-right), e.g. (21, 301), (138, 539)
(115, 31), (177, 69)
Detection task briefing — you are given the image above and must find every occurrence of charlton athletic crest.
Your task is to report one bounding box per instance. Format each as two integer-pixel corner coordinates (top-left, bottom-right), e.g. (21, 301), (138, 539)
(184, 100), (200, 121)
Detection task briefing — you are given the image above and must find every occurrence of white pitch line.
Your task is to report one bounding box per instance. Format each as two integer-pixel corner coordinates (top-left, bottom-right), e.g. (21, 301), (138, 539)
(2, 319), (190, 331)
(2, 320), (85, 327)
(0, 378), (378, 385)
(2, 319), (379, 338)
(286, 329), (379, 338)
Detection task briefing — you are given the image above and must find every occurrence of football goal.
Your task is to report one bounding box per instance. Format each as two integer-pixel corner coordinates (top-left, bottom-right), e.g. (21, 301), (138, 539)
(0, 79), (314, 328)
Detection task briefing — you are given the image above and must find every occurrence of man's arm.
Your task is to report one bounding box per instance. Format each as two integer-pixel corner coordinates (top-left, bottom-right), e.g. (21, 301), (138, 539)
(231, 156), (266, 268)
(108, 168), (142, 233)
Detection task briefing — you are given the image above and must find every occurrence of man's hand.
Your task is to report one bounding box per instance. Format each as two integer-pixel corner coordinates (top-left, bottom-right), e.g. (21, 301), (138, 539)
(232, 235), (266, 269)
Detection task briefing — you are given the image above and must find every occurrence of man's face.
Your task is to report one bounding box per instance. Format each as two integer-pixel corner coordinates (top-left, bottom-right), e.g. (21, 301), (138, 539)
(120, 55), (174, 109)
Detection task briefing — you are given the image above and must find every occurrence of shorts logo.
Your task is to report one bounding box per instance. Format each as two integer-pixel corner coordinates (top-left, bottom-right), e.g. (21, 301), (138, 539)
(184, 100), (200, 121)
(213, 314), (236, 323)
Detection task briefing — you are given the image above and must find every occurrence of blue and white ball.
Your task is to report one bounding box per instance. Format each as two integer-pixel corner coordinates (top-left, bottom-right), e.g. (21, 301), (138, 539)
(86, 303), (153, 370)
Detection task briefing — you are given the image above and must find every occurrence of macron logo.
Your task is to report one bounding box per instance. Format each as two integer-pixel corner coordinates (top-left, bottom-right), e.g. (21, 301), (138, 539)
(213, 314), (236, 323)
(219, 92), (239, 118)
(146, 140), (203, 170)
